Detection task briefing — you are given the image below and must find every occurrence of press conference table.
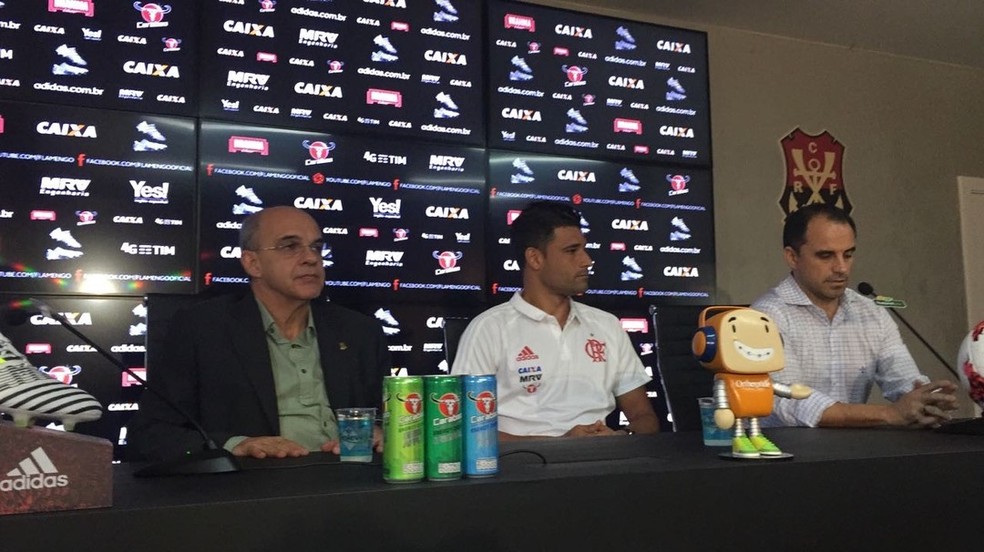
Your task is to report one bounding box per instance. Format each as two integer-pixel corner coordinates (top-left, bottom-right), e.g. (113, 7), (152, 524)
(2, 427), (983, 551)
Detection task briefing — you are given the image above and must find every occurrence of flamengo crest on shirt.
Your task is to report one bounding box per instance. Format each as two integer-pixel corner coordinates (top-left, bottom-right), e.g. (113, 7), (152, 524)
(779, 128), (852, 217)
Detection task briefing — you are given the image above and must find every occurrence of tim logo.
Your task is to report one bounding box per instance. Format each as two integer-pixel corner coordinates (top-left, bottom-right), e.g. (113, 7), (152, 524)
(398, 392), (422, 415)
(584, 338), (606, 362)
(430, 392), (460, 418)
(467, 390), (496, 416)
(780, 128), (852, 217)
(133, 2), (172, 28)
(302, 140), (335, 165)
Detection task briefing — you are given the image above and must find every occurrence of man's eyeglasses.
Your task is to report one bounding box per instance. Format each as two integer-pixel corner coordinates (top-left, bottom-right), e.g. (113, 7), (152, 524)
(251, 240), (328, 257)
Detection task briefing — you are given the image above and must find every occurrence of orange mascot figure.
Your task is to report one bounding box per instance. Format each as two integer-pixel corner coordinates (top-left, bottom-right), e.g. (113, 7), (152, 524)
(692, 306), (812, 458)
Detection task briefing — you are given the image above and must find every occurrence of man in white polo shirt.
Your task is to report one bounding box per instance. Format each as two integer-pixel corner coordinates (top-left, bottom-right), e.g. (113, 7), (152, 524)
(451, 201), (659, 440)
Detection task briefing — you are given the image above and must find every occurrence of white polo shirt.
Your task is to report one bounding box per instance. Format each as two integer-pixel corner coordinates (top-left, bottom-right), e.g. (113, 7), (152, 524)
(451, 293), (651, 437)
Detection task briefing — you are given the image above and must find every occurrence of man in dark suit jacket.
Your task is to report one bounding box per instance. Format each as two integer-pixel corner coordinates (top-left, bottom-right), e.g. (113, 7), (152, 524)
(130, 206), (390, 461)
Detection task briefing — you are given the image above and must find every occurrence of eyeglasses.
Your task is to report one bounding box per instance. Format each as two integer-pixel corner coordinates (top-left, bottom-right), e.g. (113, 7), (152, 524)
(251, 240), (328, 258)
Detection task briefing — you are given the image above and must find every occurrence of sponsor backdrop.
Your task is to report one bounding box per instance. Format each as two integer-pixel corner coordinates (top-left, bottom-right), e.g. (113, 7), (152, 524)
(0, 0), (711, 458)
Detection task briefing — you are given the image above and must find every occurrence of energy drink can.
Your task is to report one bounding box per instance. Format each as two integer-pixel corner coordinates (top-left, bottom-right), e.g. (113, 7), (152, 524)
(382, 376), (424, 484)
(462, 375), (498, 478)
(424, 375), (462, 481)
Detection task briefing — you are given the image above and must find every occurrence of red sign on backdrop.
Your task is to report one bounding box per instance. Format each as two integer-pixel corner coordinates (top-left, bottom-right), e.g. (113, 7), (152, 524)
(779, 128), (852, 217)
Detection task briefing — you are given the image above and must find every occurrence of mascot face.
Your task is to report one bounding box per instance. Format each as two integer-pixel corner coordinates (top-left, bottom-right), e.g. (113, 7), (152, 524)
(957, 321), (984, 410)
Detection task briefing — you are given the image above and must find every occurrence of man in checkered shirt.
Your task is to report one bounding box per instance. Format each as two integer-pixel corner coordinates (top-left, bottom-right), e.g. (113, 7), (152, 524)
(751, 204), (958, 427)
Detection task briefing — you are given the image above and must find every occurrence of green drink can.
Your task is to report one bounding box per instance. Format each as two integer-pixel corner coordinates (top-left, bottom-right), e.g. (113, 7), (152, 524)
(382, 376), (425, 484)
(424, 375), (463, 481)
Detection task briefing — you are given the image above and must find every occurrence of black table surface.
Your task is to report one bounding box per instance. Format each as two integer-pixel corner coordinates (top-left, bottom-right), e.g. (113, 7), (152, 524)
(3, 427), (984, 551)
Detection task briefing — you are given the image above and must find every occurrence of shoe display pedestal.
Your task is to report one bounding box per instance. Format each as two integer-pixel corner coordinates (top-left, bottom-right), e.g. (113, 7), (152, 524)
(0, 422), (112, 516)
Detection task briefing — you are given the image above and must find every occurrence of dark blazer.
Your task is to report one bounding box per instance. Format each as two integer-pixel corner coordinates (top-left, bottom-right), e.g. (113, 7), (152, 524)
(129, 291), (391, 461)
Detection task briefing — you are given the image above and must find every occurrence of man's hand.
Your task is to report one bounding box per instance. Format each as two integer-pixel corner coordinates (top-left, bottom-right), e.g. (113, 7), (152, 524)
(563, 420), (617, 438)
(232, 436), (309, 459)
(322, 426), (384, 455)
(891, 380), (960, 428)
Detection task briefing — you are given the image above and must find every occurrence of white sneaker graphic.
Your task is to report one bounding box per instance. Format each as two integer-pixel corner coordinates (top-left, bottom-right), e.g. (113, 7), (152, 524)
(49, 228), (82, 248)
(433, 10), (458, 22)
(129, 322), (147, 337)
(509, 70), (533, 82)
(435, 0), (458, 14)
(618, 182), (640, 193)
(511, 173), (535, 184)
(374, 308), (399, 327)
(55, 44), (87, 65)
(435, 91), (458, 110)
(133, 139), (167, 152)
(565, 122), (588, 133)
(671, 216), (691, 233)
(371, 50), (399, 63)
(46, 247), (83, 260)
(623, 256), (643, 272)
(232, 203), (263, 216)
(620, 167), (639, 184)
(373, 35), (397, 54)
(136, 120), (167, 141)
(511, 55), (532, 73)
(566, 108), (587, 125)
(621, 271), (643, 281)
(667, 77), (686, 94)
(512, 158), (533, 175)
(615, 26), (636, 44)
(433, 107), (459, 119)
(52, 62), (88, 76)
(235, 185), (263, 205)
(580, 215), (591, 233)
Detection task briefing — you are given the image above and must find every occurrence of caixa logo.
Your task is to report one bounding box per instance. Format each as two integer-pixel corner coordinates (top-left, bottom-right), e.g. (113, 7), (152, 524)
(31, 312), (93, 325)
(659, 125), (694, 138)
(664, 266), (699, 277)
(657, 40), (692, 54)
(425, 206), (469, 219)
(123, 61), (180, 78)
(557, 169), (595, 182)
(503, 259), (520, 271)
(611, 219), (649, 231)
(223, 20), (275, 38)
(220, 246), (242, 259)
(36, 121), (97, 138)
(363, 0), (407, 8)
(426, 316), (445, 328)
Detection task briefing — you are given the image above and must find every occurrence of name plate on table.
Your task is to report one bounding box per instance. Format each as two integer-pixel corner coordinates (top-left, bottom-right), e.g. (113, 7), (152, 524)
(0, 421), (112, 516)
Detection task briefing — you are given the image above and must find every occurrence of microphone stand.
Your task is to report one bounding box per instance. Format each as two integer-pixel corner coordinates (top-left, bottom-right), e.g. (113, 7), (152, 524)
(33, 300), (240, 476)
(884, 307), (960, 381)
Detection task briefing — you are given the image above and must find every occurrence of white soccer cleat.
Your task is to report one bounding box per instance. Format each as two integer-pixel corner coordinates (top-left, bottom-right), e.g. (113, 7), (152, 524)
(511, 55), (533, 73)
(371, 50), (399, 63)
(667, 77), (686, 94)
(235, 185), (263, 205)
(0, 333), (102, 431)
(433, 10), (458, 22)
(374, 308), (400, 327)
(621, 271), (643, 281)
(512, 158), (534, 175)
(620, 167), (640, 184)
(670, 230), (691, 242)
(133, 139), (167, 152)
(55, 44), (87, 65)
(565, 122), (588, 133)
(614, 39), (636, 51)
(567, 108), (587, 125)
(232, 203), (263, 216)
(435, 91), (459, 110)
(433, 107), (460, 119)
(671, 216), (691, 233)
(508, 70), (533, 82)
(510, 173), (535, 184)
(435, 0), (458, 15)
(136, 120), (167, 141)
(618, 182), (640, 193)
(46, 247), (83, 260)
(622, 256), (643, 272)
(615, 26), (636, 44)
(373, 34), (398, 54)
(49, 228), (82, 248)
(52, 62), (88, 76)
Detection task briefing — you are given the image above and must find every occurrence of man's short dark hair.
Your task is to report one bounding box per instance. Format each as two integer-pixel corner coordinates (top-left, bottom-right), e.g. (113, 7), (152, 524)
(510, 201), (582, 266)
(783, 204), (857, 252)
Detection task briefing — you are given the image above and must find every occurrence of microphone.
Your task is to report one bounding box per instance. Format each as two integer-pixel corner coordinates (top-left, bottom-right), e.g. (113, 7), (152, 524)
(7, 298), (239, 477)
(856, 282), (959, 379)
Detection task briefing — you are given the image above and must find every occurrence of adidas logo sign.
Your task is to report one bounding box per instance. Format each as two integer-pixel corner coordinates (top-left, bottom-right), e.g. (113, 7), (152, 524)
(515, 346), (539, 362)
(1, 447), (69, 492)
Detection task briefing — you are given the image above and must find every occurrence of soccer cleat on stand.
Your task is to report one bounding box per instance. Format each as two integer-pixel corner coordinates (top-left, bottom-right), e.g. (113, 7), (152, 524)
(0, 333), (102, 431)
